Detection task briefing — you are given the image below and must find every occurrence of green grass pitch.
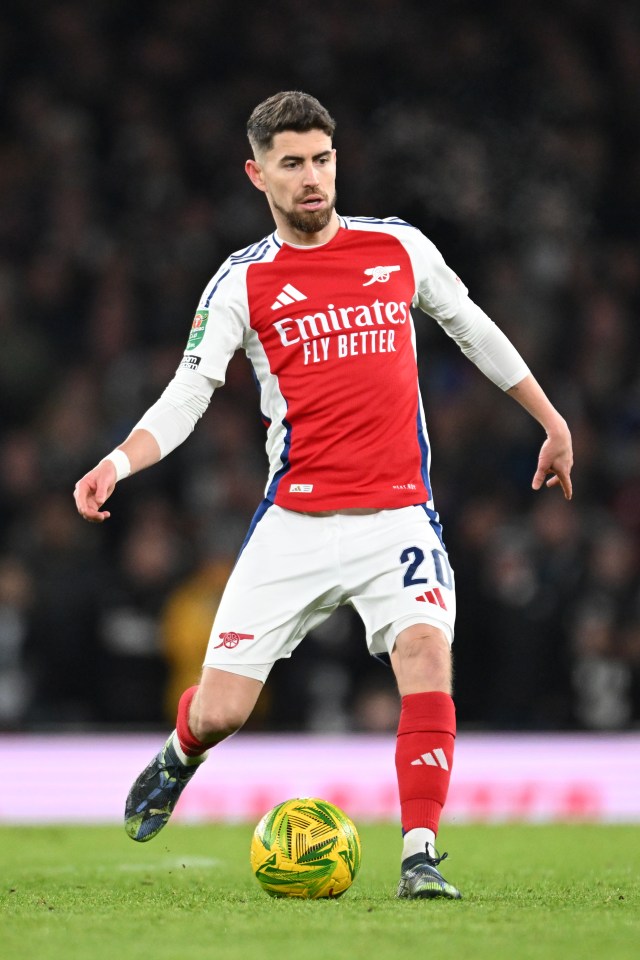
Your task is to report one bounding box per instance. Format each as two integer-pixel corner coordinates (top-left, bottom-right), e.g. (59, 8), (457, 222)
(1, 823), (638, 960)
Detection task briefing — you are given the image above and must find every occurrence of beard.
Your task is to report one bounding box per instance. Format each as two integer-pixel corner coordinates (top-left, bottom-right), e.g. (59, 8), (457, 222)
(273, 190), (337, 235)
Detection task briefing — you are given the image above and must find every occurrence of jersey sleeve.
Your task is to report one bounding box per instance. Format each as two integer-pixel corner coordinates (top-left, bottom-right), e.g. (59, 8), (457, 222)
(400, 227), (469, 321)
(132, 368), (216, 458)
(399, 225), (529, 390)
(178, 260), (248, 384)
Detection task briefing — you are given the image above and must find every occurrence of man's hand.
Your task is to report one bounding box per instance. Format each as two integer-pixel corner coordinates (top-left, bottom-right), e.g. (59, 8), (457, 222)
(74, 460), (117, 522)
(532, 427), (573, 500)
(505, 375), (574, 501)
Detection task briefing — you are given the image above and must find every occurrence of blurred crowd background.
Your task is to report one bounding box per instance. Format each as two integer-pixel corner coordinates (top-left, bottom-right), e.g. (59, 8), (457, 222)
(1, 0), (639, 734)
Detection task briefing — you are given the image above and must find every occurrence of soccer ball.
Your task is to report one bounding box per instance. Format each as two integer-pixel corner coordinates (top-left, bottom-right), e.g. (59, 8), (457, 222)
(250, 797), (361, 899)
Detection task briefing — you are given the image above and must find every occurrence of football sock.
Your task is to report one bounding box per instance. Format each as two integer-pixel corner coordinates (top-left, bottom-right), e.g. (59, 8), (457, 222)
(401, 828), (437, 863)
(395, 691), (456, 835)
(170, 730), (208, 766)
(175, 684), (211, 761)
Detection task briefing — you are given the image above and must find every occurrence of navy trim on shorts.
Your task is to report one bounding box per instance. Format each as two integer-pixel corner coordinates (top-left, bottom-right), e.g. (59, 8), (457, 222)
(419, 503), (446, 550)
(236, 498), (273, 560)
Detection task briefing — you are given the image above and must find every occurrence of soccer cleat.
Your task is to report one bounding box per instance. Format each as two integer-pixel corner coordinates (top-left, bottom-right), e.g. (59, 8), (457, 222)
(124, 734), (203, 842)
(396, 848), (462, 900)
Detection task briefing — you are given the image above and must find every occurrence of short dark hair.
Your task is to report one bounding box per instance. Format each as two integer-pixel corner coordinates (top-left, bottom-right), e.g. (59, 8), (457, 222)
(247, 91), (336, 155)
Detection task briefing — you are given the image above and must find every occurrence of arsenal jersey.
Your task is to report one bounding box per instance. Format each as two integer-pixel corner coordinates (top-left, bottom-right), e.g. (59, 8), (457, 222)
(181, 217), (468, 512)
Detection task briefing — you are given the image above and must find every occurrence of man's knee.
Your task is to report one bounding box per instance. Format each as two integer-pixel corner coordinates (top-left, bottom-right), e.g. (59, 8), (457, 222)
(391, 623), (452, 695)
(189, 668), (263, 744)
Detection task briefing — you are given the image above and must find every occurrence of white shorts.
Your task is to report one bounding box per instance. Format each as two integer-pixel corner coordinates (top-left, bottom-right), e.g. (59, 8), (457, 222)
(203, 502), (456, 682)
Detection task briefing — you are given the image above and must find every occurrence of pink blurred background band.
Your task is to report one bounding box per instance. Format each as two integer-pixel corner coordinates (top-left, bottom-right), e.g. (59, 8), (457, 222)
(1, 733), (638, 824)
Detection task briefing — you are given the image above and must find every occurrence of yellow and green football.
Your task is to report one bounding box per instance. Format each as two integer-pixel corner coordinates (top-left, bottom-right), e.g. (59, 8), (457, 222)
(250, 797), (361, 899)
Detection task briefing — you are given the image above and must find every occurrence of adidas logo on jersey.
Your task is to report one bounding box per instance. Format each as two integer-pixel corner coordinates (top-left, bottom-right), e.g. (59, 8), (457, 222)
(410, 749), (449, 770)
(271, 283), (308, 311)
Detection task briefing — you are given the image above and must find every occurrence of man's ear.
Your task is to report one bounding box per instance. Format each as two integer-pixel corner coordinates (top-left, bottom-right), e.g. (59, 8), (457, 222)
(245, 159), (267, 193)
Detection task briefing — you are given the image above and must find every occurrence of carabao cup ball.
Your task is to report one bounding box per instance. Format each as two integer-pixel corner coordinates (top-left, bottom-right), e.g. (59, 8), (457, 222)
(250, 797), (361, 898)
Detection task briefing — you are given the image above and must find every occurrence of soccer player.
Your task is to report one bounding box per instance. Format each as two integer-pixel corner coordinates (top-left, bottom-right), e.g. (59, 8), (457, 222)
(74, 91), (573, 900)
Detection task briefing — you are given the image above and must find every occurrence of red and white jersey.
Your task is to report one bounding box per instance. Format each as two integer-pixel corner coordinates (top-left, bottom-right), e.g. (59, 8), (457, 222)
(182, 216), (468, 512)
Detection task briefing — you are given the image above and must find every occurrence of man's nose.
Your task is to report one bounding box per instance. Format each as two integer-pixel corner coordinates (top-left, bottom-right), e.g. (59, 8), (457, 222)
(301, 161), (320, 185)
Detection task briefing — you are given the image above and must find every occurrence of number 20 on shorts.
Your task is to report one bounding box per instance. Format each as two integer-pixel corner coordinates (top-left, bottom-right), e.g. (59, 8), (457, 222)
(400, 546), (453, 591)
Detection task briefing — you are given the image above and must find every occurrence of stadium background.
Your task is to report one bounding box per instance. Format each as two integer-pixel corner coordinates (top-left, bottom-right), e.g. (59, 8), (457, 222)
(0, 0), (639, 755)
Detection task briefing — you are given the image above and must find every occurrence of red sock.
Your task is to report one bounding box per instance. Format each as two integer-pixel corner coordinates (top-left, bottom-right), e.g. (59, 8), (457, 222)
(395, 691), (456, 834)
(175, 685), (211, 757)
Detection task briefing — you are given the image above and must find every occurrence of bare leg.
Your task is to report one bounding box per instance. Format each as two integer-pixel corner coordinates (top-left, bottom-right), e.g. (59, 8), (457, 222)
(124, 666), (263, 842)
(188, 666), (264, 744)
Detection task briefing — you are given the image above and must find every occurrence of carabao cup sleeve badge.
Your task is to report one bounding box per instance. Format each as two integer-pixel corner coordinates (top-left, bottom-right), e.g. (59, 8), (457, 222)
(186, 310), (208, 350)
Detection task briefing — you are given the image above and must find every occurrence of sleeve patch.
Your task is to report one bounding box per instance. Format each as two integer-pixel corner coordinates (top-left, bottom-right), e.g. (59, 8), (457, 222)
(186, 310), (208, 350)
(180, 353), (202, 371)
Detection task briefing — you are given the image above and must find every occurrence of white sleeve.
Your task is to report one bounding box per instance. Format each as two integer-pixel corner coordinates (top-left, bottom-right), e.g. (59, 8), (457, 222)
(132, 368), (217, 458)
(400, 227), (469, 321)
(437, 298), (530, 391)
(396, 225), (530, 389)
(183, 259), (248, 384)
